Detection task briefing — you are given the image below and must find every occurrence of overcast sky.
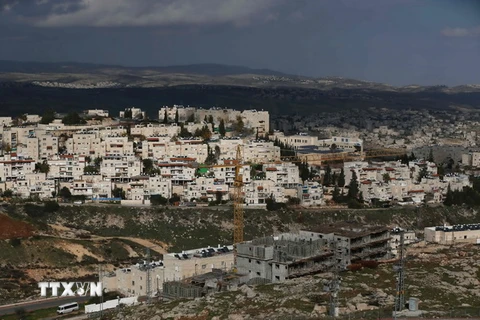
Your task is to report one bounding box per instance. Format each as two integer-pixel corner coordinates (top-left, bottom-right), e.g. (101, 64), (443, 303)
(0, 0), (479, 86)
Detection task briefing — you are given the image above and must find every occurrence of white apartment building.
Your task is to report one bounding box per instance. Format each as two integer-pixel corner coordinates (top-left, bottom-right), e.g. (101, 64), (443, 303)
(86, 109), (109, 117)
(157, 162), (195, 185)
(158, 105), (195, 122)
(104, 135), (134, 155)
(183, 177), (229, 202)
(101, 154), (141, 182)
(297, 181), (324, 206)
(244, 179), (285, 205)
(125, 175), (172, 201)
(104, 245), (234, 297)
(163, 245), (234, 282)
(130, 124), (179, 138)
(47, 154), (86, 182)
(273, 132), (363, 152)
(0, 154), (36, 182)
(264, 162), (300, 188)
(211, 162), (251, 187)
(71, 179), (94, 198)
(119, 107), (146, 119)
(66, 132), (103, 156)
(240, 110), (269, 135)
(0, 117), (12, 127)
(242, 140), (280, 163)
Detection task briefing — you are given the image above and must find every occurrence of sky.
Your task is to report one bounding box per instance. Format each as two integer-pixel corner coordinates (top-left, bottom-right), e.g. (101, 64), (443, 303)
(0, 0), (479, 86)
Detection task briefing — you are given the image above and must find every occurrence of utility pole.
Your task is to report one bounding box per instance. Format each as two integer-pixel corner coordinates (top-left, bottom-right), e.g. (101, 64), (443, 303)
(146, 247), (152, 304)
(394, 231), (405, 319)
(329, 239), (340, 318)
(98, 264), (103, 319)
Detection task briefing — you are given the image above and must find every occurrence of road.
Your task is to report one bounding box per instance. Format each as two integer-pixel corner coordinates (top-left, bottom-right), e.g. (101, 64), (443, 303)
(0, 296), (90, 316)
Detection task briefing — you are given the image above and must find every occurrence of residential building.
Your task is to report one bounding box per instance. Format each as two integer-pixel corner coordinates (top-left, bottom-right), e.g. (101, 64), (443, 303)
(424, 224), (480, 245)
(297, 181), (324, 206)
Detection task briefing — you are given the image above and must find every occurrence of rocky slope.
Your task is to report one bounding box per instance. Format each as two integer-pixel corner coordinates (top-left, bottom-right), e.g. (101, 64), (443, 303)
(104, 242), (480, 320)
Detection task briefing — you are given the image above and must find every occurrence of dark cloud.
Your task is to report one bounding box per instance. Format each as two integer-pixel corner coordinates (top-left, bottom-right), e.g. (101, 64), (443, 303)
(4, 0), (284, 28)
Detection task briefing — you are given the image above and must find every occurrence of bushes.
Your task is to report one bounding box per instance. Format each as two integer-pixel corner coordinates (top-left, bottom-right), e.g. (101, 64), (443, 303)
(44, 201), (60, 213)
(347, 263), (362, 272)
(150, 194), (168, 206)
(346, 261), (379, 271)
(359, 260), (379, 269)
(9, 238), (21, 247)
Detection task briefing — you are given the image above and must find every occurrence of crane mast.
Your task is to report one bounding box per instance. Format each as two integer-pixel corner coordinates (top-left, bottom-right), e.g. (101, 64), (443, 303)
(233, 145), (244, 266)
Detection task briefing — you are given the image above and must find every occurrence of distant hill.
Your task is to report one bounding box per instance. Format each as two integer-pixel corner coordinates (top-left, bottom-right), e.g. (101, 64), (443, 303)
(0, 60), (288, 77)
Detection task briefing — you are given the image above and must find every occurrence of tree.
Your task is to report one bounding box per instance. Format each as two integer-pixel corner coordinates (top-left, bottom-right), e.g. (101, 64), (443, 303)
(150, 194), (168, 206)
(187, 114), (195, 123)
(427, 148), (434, 162)
(417, 166), (428, 183)
(299, 161), (309, 182)
(408, 152), (416, 161)
(175, 110), (179, 123)
(332, 186), (340, 202)
(84, 165), (99, 174)
(112, 187), (126, 199)
(332, 172), (338, 186)
(232, 116), (245, 135)
(59, 187), (72, 199)
(382, 173), (391, 183)
(214, 145), (221, 160)
(62, 112), (86, 125)
(323, 165), (332, 186)
(124, 109), (133, 119)
(163, 109), (168, 124)
(2, 189), (13, 198)
(205, 145), (217, 165)
(347, 171), (359, 199)
(338, 168), (345, 187)
(179, 125), (192, 138)
(40, 110), (56, 124)
(330, 143), (337, 151)
(215, 191), (223, 204)
(94, 157), (103, 167)
(219, 119), (226, 137)
(169, 193), (181, 205)
(44, 201), (60, 213)
(143, 158), (155, 174)
(35, 161), (50, 174)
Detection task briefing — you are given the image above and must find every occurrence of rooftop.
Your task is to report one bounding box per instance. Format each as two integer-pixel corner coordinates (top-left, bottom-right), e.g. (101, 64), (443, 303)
(302, 222), (389, 238)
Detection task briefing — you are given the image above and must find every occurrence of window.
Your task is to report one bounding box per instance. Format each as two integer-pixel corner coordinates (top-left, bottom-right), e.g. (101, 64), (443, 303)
(275, 264), (280, 269)
(132, 281), (135, 285)
(256, 261), (261, 265)
(256, 272), (261, 276)
(275, 276), (280, 281)
(202, 264), (206, 269)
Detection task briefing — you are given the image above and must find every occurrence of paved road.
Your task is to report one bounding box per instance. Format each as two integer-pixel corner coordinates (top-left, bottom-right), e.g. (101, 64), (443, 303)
(0, 296), (90, 316)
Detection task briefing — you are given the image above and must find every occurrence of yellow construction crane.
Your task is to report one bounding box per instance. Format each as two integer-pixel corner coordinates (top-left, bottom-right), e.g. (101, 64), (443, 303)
(197, 146), (407, 268)
(233, 145), (244, 266)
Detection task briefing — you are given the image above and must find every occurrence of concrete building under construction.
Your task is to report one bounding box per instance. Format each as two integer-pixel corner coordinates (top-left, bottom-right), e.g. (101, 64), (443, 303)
(237, 222), (390, 283)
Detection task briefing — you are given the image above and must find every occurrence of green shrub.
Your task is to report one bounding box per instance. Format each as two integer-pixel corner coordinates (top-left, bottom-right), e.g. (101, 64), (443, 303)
(9, 238), (21, 247)
(44, 201), (60, 213)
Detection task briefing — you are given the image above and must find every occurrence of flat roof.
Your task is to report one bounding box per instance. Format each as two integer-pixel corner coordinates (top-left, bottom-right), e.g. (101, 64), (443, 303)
(302, 222), (389, 239)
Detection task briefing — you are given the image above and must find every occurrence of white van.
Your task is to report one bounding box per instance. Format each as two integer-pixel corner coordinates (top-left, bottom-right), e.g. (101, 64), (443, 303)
(57, 302), (79, 314)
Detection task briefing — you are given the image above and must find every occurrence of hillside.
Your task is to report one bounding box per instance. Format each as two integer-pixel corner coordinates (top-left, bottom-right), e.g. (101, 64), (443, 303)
(1, 82), (480, 118)
(1, 203), (480, 309)
(106, 242), (480, 319)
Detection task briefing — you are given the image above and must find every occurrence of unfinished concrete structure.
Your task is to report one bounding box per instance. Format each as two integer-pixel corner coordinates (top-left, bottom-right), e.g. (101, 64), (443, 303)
(236, 233), (339, 283)
(162, 269), (246, 300)
(237, 223), (391, 283)
(300, 223), (391, 264)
